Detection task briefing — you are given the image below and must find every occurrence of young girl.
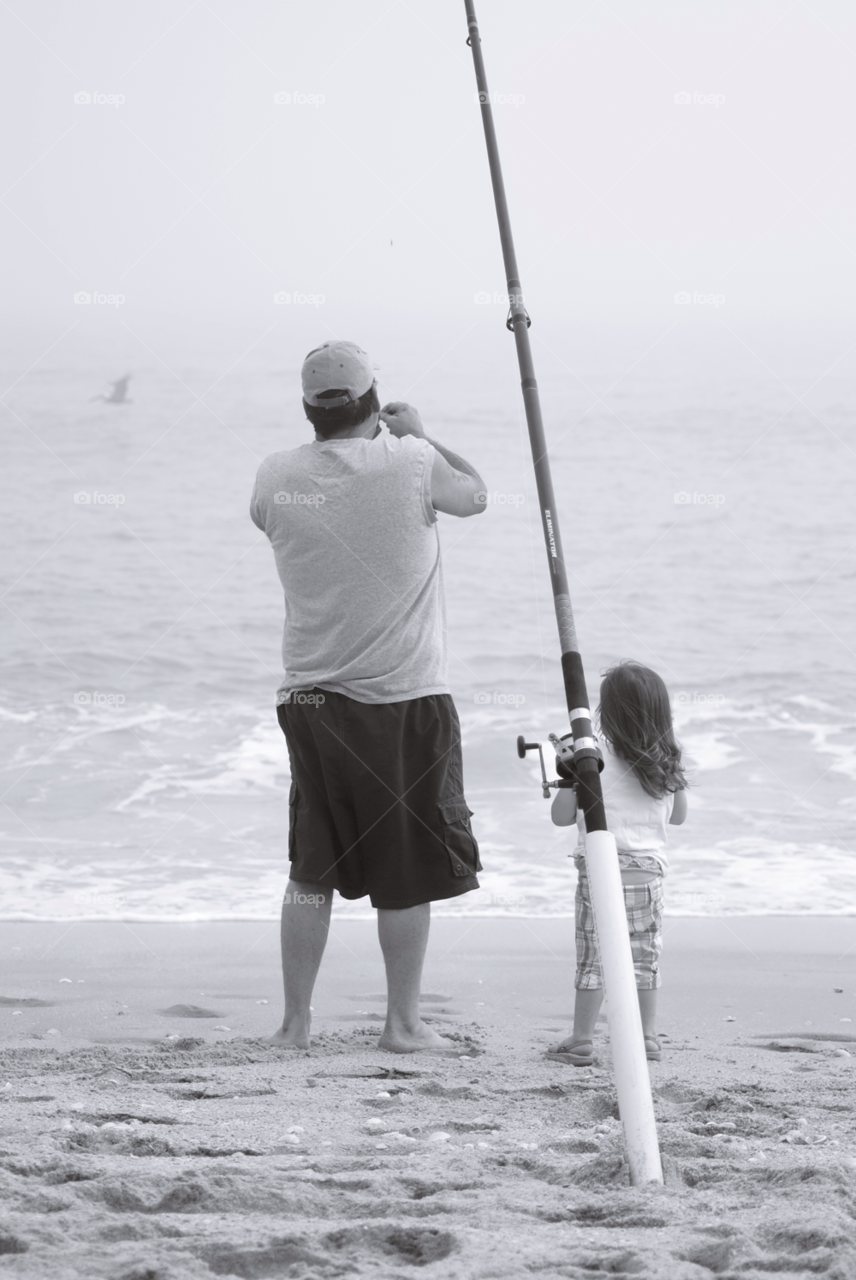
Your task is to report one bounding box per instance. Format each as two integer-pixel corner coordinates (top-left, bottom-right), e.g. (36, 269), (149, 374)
(549, 661), (688, 1066)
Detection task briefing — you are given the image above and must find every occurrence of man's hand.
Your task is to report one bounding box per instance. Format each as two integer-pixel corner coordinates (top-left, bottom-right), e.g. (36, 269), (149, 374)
(380, 401), (426, 439)
(380, 401), (486, 518)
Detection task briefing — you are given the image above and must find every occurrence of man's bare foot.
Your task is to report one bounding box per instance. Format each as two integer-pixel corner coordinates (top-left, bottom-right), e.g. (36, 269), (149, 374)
(269, 1016), (311, 1050)
(378, 1020), (457, 1054)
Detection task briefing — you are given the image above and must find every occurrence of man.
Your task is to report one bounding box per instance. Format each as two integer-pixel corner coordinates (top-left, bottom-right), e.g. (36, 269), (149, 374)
(250, 340), (486, 1053)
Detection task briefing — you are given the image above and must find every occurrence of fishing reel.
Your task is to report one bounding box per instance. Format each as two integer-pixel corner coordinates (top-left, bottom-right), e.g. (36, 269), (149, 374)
(516, 732), (604, 799)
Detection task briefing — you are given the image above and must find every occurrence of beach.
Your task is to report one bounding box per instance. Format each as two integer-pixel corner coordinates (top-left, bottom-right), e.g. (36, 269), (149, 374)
(4, 1), (856, 1273)
(3, 917), (856, 1278)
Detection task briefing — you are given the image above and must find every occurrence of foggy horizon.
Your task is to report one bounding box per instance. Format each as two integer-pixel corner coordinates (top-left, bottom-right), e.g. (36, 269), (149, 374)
(3, 0), (856, 381)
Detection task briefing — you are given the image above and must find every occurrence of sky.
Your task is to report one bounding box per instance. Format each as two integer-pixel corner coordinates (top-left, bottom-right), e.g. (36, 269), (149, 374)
(2, 0), (856, 374)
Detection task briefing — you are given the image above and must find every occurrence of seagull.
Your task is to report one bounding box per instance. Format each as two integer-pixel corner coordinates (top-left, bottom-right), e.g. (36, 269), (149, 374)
(92, 374), (132, 404)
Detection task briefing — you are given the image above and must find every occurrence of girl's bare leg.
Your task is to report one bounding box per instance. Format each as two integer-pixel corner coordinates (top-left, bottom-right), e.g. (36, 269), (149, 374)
(551, 988), (604, 1053)
(638, 988), (658, 1040)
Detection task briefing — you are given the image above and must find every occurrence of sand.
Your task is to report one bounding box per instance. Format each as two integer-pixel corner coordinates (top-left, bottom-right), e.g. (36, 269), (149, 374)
(2, 915), (856, 1279)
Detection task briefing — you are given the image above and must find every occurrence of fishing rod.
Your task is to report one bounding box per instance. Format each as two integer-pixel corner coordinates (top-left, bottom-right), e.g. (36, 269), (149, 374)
(463, 0), (663, 1186)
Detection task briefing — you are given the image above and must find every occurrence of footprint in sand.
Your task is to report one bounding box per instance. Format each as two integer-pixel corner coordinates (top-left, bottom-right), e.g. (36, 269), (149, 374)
(0, 996), (54, 1008)
(157, 1004), (223, 1019)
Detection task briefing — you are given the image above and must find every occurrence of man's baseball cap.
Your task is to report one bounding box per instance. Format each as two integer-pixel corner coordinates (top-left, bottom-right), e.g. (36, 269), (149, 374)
(301, 340), (375, 409)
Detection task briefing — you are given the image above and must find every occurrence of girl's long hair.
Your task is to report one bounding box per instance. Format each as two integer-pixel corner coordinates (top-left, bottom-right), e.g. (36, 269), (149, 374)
(598, 662), (687, 799)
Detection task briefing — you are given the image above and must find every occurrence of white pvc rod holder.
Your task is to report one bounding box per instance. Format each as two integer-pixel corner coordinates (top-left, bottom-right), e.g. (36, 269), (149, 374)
(584, 828), (663, 1185)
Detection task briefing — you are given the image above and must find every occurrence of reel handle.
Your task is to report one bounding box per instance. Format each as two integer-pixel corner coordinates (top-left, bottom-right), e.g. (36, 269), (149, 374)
(516, 735), (550, 798)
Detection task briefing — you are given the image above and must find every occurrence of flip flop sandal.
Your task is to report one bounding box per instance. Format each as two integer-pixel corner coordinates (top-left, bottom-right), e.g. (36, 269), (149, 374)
(644, 1036), (662, 1062)
(546, 1040), (594, 1067)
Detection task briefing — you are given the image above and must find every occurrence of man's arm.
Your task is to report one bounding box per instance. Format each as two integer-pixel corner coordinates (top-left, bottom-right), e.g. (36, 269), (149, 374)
(249, 477), (267, 532)
(379, 401), (486, 518)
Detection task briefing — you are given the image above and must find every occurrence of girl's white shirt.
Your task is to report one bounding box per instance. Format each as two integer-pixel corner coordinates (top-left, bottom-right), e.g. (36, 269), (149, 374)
(573, 741), (675, 874)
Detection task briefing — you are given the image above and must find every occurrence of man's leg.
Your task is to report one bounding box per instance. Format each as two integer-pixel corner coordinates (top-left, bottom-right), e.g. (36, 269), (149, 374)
(271, 879), (332, 1048)
(376, 903), (452, 1053)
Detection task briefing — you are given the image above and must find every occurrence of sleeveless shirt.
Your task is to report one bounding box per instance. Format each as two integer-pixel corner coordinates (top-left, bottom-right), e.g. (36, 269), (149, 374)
(573, 740), (675, 874)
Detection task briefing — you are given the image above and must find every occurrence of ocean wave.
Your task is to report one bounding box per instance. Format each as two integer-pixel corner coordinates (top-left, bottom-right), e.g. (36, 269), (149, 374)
(3, 829), (855, 921)
(116, 716), (287, 810)
(0, 705), (38, 723)
(2, 690), (855, 921)
(668, 835), (856, 915)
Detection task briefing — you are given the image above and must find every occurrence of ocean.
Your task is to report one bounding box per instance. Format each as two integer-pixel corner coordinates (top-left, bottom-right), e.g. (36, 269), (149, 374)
(3, 343), (855, 920)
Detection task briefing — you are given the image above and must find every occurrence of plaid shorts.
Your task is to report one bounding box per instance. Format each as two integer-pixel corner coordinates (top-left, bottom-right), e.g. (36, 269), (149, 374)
(575, 873), (664, 991)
